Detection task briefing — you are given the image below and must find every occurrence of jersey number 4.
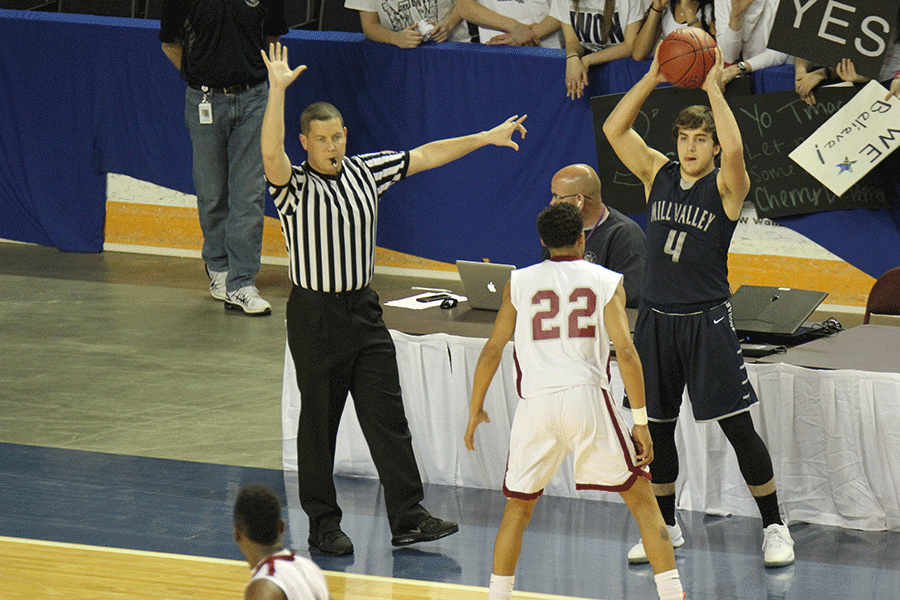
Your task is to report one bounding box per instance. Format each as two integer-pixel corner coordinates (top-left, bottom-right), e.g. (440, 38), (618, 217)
(532, 288), (597, 340)
(664, 230), (687, 263)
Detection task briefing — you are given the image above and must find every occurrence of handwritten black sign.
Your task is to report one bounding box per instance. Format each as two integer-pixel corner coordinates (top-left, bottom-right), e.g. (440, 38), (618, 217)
(768, 0), (900, 81)
(591, 85), (890, 219)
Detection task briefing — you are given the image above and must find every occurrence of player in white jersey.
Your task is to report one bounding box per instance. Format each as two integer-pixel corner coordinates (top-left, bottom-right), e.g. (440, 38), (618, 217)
(234, 484), (332, 600)
(465, 202), (685, 600)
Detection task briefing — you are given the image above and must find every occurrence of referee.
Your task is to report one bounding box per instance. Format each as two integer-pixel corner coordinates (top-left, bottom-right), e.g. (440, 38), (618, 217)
(260, 43), (527, 556)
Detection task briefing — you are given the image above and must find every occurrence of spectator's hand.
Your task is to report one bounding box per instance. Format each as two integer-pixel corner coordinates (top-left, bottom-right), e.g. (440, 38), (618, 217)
(795, 69), (826, 105)
(394, 23), (424, 49)
(651, 0), (670, 13)
(632, 424), (653, 467)
(701, 47), (725, 93)
(510, 23), (540, 46)
(464, 410), (490, 451)
(566, 55), (588, 99)
(483, 114), (528, 150)
(835, 58), (867, 83)
(261, 42), (307, 90)
(485, 31), (515, 45)
(887, 77), (900, 101)
(430, 19), (453, 43)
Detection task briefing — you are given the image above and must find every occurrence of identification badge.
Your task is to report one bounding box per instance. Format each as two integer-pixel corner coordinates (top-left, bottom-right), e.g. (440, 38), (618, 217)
(198, 101), (213, 124)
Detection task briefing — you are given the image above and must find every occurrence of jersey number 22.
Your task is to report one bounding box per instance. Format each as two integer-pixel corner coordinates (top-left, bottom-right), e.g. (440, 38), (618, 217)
(532, 288), (597, 340)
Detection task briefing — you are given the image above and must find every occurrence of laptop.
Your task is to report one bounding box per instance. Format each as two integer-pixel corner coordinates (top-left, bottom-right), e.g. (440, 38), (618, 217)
(731, 285), (828, 345)
(456, 260), (515, 311)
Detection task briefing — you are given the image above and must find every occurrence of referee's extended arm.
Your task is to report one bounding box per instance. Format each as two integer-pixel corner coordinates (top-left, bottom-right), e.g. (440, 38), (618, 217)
(260, 43), (307, 187)
(406, 115), (528, 177)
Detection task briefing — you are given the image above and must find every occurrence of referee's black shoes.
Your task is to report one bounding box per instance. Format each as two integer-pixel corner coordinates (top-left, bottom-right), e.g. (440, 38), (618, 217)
(308, 528), (354, 556)
(391, 515), (459, 547)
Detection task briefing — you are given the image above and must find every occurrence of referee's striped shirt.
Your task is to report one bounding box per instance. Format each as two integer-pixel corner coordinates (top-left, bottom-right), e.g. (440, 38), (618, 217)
(268, 151), (410, 292)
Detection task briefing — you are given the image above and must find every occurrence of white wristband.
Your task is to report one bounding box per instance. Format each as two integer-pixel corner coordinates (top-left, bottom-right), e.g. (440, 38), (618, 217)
(632, 406), (648, 426)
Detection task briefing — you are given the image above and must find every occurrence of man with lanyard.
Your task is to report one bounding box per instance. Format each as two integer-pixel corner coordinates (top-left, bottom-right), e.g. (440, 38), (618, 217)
(160, 0), (286, 315)
(259, 42), (528, 555)
(543, 164), (646, 308)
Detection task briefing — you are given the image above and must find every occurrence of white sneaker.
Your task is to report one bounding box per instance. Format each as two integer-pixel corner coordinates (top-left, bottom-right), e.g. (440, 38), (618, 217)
(206, 266), (227, 301)
(763, 523), (795, 567)
(225, 285), (271, 315)
(628, 521), (685, 564)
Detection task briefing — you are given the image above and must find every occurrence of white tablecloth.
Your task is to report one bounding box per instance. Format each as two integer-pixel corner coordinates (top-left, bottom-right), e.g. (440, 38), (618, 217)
(282, 331), (900, 531)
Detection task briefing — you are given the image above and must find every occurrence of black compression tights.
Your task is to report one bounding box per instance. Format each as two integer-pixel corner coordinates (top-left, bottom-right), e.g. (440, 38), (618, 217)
(648, 412), (774, 487)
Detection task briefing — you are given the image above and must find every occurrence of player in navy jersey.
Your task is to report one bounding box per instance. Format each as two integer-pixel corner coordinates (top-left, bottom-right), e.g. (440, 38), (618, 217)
(602, 48), (795, 567)
(466, 203), (684, 600)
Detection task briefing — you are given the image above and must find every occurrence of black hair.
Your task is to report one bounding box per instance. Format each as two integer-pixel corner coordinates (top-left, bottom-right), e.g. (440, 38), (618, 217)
(233, 484), (281, 545)
(537, 203), (584, 249)
(669, 0), (714, 34)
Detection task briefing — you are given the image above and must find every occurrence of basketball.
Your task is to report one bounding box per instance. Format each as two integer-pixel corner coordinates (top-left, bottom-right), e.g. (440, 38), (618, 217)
(657, 28), (717, 89)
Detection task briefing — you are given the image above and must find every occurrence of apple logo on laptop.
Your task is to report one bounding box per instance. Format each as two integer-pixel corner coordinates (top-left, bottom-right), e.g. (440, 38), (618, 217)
(487, 281), (496, 293)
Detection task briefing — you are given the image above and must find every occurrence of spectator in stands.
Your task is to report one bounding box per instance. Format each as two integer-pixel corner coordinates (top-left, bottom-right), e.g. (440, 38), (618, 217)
(632, 0), (715, 61)
(543, 164), (646, 307)
(553, 0), (651, 99)
(715, 0), (788, 86)
(456, 0), (563, 48)
(345, 0), (470, 48)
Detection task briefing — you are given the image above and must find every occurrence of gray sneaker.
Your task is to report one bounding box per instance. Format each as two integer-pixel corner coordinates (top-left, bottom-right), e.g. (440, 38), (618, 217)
(206, 266), (227, 301)
(224, 285), (271, 316)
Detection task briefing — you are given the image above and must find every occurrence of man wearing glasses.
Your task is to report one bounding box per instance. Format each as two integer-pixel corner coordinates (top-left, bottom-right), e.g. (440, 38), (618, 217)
(544, 164), (646, 308)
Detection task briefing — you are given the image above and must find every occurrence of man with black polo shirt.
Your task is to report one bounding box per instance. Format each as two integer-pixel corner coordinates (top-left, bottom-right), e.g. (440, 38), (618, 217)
(160, 0), (287, 315)
(259, 42), (527, 555)
(543, 164), (646, 308)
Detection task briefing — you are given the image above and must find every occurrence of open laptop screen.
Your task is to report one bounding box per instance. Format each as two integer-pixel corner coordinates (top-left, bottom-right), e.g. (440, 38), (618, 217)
(731, 285), (828, 336)
(456, 260), (515, 311)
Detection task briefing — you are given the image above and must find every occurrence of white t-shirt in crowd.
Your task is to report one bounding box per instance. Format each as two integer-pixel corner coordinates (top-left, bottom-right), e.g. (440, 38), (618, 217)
(344, 0), (470, 42)
(549, 0), (649, 52)
(714, 0), (787, 71)
(475, 0), (564, 48)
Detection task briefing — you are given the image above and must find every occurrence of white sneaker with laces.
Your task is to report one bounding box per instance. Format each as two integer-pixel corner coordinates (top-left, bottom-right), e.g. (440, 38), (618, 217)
(225, 285), (271, 315)
(628, 521), (684, 564)
(763, 523), (795, 567)
(206, 266), (228, 301)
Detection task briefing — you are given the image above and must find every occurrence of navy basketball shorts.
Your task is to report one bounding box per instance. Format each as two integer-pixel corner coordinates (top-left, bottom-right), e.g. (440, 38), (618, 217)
(633, 300), (758, 422)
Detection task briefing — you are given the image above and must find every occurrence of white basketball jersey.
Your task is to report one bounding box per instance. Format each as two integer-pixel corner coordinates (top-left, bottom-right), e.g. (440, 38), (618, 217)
(511, 257), (622, 398)
(248, 550), (330, 600)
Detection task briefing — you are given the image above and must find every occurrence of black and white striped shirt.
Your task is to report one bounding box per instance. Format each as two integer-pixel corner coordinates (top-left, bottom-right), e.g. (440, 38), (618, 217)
(269, 151), (409, 292)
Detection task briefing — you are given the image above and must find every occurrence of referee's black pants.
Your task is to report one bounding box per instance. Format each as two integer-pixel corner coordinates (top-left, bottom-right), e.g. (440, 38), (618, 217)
(287, 285), (428, 537)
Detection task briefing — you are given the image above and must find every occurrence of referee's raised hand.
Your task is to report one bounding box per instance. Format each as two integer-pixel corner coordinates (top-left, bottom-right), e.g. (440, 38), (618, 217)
(261, 42), (307, 90)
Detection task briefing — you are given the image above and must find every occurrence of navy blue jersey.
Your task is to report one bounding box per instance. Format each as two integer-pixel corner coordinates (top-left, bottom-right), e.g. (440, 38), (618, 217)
(642, 161), (736, 307)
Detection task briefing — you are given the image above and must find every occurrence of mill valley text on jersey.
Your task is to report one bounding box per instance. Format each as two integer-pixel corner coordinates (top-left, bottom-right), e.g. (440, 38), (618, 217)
(649, 199), (716, 232)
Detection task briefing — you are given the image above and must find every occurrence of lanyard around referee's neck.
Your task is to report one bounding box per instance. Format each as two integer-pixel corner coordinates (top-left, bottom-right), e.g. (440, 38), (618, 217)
(584, 204), (608, 245)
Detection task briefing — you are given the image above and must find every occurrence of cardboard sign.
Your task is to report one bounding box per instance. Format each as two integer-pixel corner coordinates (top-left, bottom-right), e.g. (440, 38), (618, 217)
(591, 84), (890, 219)
(790, 80), (900, 196)
(768, 0), (900, 80)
